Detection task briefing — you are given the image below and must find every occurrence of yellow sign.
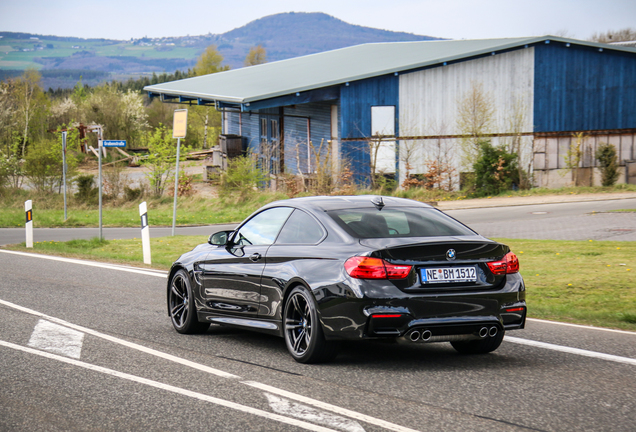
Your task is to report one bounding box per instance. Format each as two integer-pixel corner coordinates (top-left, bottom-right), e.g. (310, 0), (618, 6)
(173, 109), (188, 138)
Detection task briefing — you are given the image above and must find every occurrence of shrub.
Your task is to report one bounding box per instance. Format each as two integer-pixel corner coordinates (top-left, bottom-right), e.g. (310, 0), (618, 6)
(595, 142), (620, 187)
(472, 141), (519, 196)
(124, 185), (145, 202)
(219, 155), (266, 199)
(74, 174), (98, 204)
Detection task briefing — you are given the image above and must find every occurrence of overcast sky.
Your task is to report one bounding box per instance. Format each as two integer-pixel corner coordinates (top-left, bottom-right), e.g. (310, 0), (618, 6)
(1, 0), (634, 41)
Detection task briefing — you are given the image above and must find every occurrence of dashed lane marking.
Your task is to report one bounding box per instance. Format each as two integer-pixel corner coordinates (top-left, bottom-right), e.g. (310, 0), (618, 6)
(1, 299), (423, 432)
(265, 393), (366, 432)
(0, 299), (239, 379)
(245, 382), (421, 432)
(28, 319), (84, 359)
(0, 339), (339, 432)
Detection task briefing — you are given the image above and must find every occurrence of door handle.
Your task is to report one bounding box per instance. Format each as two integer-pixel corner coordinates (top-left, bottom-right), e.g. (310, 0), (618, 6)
(249, 253), (262, 262)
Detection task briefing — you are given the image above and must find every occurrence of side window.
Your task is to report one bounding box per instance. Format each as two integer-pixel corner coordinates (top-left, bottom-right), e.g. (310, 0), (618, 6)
(276, 210), (325, 244)
(235, 207), (293, 246)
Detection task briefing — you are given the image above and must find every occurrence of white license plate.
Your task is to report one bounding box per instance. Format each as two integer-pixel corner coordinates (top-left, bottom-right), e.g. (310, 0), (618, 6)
(421, 266), (476, 284)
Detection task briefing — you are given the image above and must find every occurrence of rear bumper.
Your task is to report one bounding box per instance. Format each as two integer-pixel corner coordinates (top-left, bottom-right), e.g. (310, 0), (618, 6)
(316, 273), (526, 340)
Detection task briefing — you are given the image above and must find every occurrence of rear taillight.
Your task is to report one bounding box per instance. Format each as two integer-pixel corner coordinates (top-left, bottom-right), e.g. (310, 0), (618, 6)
(487, 252), (519, 275)
(344, 257), (412, 280)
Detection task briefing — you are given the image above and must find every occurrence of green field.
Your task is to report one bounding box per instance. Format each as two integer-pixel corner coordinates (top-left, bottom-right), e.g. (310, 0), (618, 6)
(0, 36), (200, 70)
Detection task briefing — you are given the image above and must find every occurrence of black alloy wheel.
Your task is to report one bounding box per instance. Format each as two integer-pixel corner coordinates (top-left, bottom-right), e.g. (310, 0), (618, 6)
(283, 286), (338, 363)
(168, 269), (209, 334)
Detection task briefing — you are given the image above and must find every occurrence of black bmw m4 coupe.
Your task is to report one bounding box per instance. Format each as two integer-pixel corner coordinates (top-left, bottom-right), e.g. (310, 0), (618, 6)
(167, 196), (526, 363)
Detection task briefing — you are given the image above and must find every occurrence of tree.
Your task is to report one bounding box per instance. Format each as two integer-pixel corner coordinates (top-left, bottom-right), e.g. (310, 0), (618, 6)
(456, 82), (495, 169)
(589, 28), (636, 43)
(13, 69), (49, 155)
(193, 45), (230, 76)
(193, 45), (229, 148)
(244, 45), (267, 66)
(142, 124), (189, 197)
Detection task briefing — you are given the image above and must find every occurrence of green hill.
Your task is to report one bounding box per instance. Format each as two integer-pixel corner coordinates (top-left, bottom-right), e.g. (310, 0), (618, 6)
(0, 12), (442, 89)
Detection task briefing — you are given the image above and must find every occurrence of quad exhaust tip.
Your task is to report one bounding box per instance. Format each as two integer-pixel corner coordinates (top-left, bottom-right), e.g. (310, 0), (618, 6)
(408, 329), (432, 342)
(479, 327), (489, 338)
(489, 326), (498, 337)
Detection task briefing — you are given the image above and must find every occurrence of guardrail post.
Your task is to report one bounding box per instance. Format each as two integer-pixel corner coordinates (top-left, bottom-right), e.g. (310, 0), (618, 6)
(140, 201), (151, 265)
(25, 200), (33, 248)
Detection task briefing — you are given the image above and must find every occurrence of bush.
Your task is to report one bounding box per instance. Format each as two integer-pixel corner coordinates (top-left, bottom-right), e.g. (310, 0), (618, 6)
(219, 155), (266, 199)
(74, 174), (98, 204)
(124, 185), (145, 202)
(472, 141), (519, 196)
(595, 143), (620, 187)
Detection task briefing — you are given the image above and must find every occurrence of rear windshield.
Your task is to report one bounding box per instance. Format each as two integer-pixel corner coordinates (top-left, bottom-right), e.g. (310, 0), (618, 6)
(327, 207), (475, 238)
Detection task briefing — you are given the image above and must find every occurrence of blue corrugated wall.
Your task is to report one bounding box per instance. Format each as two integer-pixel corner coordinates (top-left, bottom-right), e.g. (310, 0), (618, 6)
(534, 42), (636, 132)
(226, 103), (333, 175)
(339, 75), (399, 183)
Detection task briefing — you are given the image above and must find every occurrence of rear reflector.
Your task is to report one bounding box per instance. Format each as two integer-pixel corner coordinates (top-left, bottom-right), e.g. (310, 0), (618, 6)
(505, 307), (525, 313)
(344, 256), (412, 280)
(487, 252), (520, 275)
(372, 314), (403, 318)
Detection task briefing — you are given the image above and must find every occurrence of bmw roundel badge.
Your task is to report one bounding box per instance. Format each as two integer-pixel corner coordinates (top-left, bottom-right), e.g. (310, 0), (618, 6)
(446, 249), (456, 260)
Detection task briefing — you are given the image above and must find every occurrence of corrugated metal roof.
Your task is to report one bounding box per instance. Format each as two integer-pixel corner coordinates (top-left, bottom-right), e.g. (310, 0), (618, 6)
(144, 36), (636, 105)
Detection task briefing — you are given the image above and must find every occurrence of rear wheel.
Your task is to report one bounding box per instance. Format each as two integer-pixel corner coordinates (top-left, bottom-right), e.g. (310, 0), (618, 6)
(283, 286), (339, 363)
(168, 269), (209, 334)
(451, 329), (504, 354)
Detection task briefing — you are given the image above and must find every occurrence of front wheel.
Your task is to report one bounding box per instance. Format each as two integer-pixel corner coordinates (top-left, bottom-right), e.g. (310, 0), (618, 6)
(451, 329), (504, 354)
(168, 269), (209, 334)
(283, 286), (339, 363)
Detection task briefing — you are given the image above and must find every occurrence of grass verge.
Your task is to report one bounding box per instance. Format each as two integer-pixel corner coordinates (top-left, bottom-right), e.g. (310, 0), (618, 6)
(0, 189), (289, 228)
(494, 238), (635, 331)
(3, 236), (634, 331)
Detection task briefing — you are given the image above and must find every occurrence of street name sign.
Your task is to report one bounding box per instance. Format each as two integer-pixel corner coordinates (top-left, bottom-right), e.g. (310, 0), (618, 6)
(102, 140), (126, 147)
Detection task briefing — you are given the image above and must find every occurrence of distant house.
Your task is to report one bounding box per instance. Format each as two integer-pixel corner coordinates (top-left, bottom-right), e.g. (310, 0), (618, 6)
(144, 36), (636, 188)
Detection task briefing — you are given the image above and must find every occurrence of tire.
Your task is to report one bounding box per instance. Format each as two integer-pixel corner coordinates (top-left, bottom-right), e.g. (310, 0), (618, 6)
(168, 269), (209, 334)
(451, 329), (504, 355)
(283, 286), (339, 363)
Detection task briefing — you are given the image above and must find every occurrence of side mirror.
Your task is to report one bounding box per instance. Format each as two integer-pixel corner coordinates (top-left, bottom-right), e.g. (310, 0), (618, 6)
(208, 230), (233, 246)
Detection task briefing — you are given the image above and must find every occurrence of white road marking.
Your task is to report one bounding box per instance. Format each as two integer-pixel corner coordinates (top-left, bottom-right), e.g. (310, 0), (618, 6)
(0, 340), (339, 432)
(0, 250), (168, 278)
(0, 299), (239, 379)
(1, 298), (421, 432)
(265, 393), (366, 432)
(28, 319), (84, 359)
(527, 318), (636, 335)
(245, 381), (421, 432)
(505, 336), (636, 366)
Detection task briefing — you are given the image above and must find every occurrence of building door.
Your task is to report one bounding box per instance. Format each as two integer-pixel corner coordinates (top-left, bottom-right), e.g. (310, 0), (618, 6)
(260, 115), (281, 175)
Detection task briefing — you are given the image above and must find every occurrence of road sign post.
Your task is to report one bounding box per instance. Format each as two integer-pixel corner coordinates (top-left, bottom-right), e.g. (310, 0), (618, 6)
(62, 131), (67, 220)
(87, 125), (104, 240)
(172, 109), (188, 236)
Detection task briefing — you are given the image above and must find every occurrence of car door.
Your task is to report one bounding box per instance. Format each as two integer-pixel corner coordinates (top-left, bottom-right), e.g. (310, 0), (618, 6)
(199, 207), (293, 317)
(259, 209), (327, 320)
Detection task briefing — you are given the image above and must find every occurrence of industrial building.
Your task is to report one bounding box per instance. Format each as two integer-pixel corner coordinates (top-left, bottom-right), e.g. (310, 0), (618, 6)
(145, 36), (636, 188)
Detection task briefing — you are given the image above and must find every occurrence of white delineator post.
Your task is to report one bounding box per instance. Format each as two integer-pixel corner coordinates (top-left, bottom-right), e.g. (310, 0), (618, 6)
(25, 200), (33, 248)
(139, 201), (151, 265)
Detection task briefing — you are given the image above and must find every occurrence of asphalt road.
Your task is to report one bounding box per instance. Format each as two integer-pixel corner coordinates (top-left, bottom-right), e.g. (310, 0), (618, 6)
(1, 250), (635, 431)
(1, 198), (635, 246)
